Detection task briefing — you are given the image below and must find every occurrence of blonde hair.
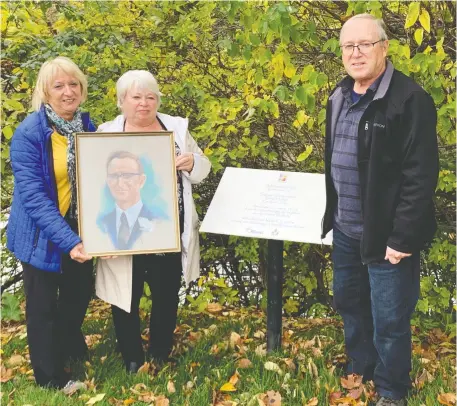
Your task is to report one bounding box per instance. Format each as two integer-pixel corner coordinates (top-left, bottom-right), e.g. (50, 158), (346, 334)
(116, 70), (162, 110)
(31, 56), (88, 111)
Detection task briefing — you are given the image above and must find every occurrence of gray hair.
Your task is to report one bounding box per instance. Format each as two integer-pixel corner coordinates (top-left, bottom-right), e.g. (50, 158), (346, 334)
(116, 70), (162, 110)
(340, 13), (388, 44)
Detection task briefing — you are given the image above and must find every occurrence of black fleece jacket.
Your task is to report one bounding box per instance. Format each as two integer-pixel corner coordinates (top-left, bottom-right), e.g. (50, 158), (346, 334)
(322, 62), (439, 264)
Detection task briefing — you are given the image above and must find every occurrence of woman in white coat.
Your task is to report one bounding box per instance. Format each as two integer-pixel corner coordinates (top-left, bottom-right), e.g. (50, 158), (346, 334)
(95, 70), (211, 372)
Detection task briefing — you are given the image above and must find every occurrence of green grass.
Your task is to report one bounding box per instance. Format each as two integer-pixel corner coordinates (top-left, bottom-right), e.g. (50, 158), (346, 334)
(1, 301), (455, 405)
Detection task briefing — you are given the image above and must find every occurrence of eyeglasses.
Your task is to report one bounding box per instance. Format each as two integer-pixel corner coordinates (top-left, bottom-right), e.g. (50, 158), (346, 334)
(340, 40), (385, 55)
(107, 172), (142, 182)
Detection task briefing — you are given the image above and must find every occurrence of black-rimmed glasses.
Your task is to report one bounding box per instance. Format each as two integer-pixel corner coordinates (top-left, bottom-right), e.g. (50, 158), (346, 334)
(107, 172), (142, 182)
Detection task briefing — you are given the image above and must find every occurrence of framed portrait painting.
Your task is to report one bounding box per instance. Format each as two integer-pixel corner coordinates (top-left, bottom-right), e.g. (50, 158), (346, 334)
(75, 132), (181, 256)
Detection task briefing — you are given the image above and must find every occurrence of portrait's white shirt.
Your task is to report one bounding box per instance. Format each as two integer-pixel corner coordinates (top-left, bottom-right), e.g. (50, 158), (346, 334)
(115, 200), (143, 235)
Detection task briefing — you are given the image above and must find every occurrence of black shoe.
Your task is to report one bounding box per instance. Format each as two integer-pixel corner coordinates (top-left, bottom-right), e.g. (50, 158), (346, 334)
(126, 361), (140, 374)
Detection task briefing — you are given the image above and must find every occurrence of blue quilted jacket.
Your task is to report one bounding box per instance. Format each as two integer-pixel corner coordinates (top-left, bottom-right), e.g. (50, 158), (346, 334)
(6, 105), (96, 272)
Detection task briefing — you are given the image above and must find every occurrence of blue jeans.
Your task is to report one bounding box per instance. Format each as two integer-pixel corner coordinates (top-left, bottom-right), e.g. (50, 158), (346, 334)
(332, 227), (420, 400)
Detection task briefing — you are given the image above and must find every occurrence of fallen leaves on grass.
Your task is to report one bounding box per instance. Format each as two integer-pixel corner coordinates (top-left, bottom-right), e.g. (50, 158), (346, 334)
(258, 390), (282, 405)
(229, 332), (242, 348)
(340, 374), (363, 389)
(6, 354), (25, 367)
(86, 393), (105, 405)
(220, 382), (237, 392)
(255, 343), (267, 357)
(0, 366), (14, 382)
(167, 380), (176, 394)
(414, 368), (434, 389)
(282, 358), (296, 372)
(438, 393), (456, 406)
(229, 371), (240, 385)
(85, 334), (102, 348)
(237, 358), (252, 369)
(328, 376), (376, 405)
(304, 398), (318, 406)
(264, 361), (283, 375)
(155, 395), (170, 406)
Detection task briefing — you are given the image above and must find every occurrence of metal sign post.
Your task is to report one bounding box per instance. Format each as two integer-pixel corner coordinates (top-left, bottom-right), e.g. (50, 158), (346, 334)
(266, 239), (284, 352)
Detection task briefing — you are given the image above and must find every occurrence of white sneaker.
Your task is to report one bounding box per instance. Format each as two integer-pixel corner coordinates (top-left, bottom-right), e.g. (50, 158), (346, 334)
(61, 380), (86, 395)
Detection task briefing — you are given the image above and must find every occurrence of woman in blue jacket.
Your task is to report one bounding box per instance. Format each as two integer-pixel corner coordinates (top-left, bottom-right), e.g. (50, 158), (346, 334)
(7, 57), (94, 394)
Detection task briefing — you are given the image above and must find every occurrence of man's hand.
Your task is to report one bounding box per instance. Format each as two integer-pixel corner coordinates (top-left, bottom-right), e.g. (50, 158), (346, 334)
(70, 243), (93, 263)
(176, 152), (194, 172)
(384, 246), (412, 264)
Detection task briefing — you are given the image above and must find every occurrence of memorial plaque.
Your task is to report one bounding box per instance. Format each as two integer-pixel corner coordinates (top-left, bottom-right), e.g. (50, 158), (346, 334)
(200, 167), (332, 245)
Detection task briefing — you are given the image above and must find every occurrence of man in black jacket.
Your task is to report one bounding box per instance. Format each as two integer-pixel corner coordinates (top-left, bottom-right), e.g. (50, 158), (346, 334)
(321, 14), (438, 406)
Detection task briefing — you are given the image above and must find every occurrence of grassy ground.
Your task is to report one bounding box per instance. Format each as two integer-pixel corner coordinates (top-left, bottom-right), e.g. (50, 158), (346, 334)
(1, 300), (455, 405)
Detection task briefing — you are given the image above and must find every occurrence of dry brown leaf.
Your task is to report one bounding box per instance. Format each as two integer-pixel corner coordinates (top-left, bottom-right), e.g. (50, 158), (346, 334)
(332, 397), (358, 405)
(302, 337), (316, 349)
(229, 332), (242, 348)
(167, 380), (176, 394)
(130, 383), (149, 395)
(229, 371), (239, 385)
(307, 359), (318, 378)
(0, 366), (13, 383)
(414, 368), (434, 389)
(305, 397), (318, 406)
(207, 303), (223, 313)
(348, 386), (363, 400)
(438, 393), (456, 406)
(138, 393), (155, 403)
(253, 330), (265, 339)
(329, 391), (343, 405)
(264, 361), (283, 375)
(282, 358), (296, 372)
(237, 358), (252, 369)
(189, 331), (202, 342)
(155, 395), (170, 406)
(136, 362), (150, 374)
(258, 390), (282, 405)
(340, 374), (363, 389)
(255, 344), (267, 357)
(84, 334), (102, 348)
(7, 354), (25, 367)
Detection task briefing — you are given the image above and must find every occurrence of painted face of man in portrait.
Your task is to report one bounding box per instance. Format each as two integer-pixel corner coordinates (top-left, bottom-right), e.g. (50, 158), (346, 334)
(106, 156), (146, 210)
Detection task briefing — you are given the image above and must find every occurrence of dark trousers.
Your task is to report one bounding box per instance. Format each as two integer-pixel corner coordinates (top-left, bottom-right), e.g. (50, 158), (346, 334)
(332, 227), (420, 400)
(111, 253), (182, 366)
(22, 255), (93, 388)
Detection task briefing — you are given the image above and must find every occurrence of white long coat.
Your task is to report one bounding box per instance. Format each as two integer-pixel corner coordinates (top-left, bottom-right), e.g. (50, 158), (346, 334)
(95, 112), (211, 312)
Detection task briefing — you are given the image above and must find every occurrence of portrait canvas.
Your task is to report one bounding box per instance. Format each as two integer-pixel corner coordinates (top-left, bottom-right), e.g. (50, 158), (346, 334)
(75, 132), (181, 256)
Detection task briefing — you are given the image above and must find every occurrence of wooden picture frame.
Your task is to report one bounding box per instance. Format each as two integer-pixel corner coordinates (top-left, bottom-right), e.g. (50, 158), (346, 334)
(75, 132), (181, 256)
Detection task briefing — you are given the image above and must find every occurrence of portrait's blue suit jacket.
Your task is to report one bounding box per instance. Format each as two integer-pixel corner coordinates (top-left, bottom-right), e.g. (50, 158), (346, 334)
(100, 205), (155, 250)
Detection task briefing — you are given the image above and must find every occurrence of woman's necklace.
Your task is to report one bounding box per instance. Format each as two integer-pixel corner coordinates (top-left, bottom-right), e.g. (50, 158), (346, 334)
(125, 120), (162, 132)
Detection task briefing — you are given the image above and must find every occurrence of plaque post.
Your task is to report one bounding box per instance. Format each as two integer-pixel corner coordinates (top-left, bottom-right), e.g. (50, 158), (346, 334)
(266, 239), (284, 352)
